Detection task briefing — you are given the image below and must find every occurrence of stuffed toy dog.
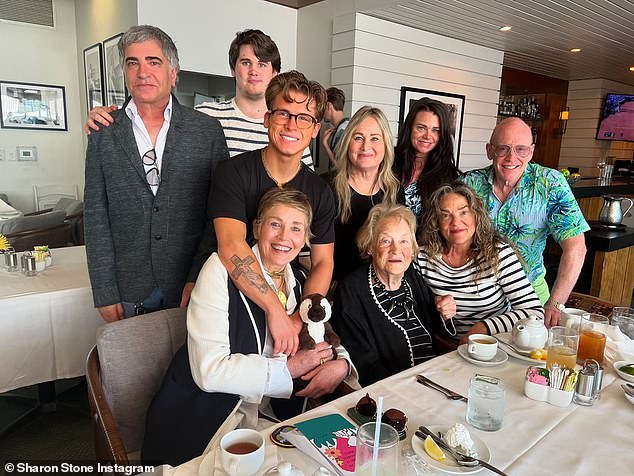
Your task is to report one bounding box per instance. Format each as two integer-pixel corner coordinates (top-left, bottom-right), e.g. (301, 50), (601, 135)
(298, 293), (340, 359)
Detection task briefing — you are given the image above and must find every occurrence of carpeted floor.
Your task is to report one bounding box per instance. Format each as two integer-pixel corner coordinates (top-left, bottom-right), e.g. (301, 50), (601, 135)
(0, 378), (95, 462)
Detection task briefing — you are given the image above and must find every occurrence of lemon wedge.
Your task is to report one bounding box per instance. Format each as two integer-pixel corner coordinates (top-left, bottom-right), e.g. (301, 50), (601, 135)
(423, 435), (446, 461)
(530, 349), (548, 360)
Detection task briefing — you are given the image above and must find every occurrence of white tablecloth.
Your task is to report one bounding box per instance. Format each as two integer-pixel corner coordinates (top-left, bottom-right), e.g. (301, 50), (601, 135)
(157, 349), (634, 476)
(0, 246), (102, 393)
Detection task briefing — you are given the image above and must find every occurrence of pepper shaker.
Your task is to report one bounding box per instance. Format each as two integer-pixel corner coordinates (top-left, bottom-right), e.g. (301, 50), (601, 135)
(573, 359), (599, 406)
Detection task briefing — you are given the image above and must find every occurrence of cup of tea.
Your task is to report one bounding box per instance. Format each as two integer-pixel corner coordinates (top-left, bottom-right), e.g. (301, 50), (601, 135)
(545, 327), (578, 370)
(561, 308), (589, 330)
(220, 428), (265, 476)
(577, 314), (609, 364)
(467, 334), (498, 361)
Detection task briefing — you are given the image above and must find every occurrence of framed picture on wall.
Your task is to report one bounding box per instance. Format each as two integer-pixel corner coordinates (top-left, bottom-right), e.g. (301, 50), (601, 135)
(83, 42), (104, 114)
(0, 80), (67, 131)
(103, 33), (127, 107)
(398, 87), (466, 166)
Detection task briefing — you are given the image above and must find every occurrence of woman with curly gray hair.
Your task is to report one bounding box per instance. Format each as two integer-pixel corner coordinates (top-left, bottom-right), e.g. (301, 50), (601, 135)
(417, 181), (543, 344)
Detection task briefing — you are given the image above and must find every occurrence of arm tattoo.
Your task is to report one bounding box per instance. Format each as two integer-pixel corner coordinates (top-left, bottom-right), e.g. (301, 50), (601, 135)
(230, 255), (269, 294)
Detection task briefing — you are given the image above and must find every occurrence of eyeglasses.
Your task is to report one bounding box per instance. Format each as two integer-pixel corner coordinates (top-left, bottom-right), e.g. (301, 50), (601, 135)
(269, 109), (317, 129)
(354, 393), (408, 432)
(142, 149), (160, 186)
(490, 144), (533, 158)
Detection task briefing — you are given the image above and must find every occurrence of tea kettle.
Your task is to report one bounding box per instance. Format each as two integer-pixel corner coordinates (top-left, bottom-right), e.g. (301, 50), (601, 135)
(598, 195), (633, 226)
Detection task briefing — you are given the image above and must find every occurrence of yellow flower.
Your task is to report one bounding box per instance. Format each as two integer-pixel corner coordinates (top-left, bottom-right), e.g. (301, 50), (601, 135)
(0, 234), (9, 251)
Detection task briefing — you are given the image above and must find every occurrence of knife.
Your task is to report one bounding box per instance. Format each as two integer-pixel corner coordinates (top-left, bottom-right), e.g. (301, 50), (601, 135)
(416, 427), (509, 476)
(416, 374), (468, 402)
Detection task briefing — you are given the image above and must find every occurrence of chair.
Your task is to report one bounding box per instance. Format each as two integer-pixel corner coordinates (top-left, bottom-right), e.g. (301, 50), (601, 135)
(86, 307), (187, 469)
(565, 292), (617, 318)
(33, 184), (79, 211)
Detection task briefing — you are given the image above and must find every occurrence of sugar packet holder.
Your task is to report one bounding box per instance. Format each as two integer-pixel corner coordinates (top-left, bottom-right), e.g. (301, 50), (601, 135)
(524, 365), (576, 407)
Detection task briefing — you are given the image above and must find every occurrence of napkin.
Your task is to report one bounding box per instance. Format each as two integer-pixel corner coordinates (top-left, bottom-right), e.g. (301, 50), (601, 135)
(604, 325), (634, 363)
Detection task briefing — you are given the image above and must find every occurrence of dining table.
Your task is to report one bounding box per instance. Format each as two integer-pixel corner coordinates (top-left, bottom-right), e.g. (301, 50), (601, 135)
(0, 245), (102, 394)
(153, 336), (634, 476)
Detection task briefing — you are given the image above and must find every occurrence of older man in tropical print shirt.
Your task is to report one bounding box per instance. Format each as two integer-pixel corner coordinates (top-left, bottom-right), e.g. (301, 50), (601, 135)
(461, 117), (589, 329)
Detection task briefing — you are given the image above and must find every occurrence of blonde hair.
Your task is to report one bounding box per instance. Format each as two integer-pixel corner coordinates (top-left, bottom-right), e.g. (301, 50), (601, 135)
(418, 182), (509, 281)
(332, 106), (400, 223)
(356, 204), (419, 261)
(253, 188), (314, 245)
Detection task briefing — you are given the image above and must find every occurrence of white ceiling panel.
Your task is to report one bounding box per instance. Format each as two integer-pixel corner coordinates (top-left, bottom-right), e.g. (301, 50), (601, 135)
(360, 0), (634, 87)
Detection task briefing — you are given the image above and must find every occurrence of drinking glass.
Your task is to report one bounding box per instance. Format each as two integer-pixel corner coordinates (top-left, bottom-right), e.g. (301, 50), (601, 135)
(577, 314), (608, 363)
(612, 307), (634, 339)
(466, 375), (505, 431)
(545, 326), (578, 370)
(355, 422), (399, 476)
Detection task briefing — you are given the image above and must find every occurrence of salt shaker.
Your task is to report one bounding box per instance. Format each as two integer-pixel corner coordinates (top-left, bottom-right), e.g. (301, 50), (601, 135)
(22, 252), (37, 277)
(4, 250), (19, 272)
(573, 359), (599, 406)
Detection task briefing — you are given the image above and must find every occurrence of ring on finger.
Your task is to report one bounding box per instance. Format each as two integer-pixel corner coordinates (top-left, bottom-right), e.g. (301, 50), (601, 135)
(320, 358), (326, 366)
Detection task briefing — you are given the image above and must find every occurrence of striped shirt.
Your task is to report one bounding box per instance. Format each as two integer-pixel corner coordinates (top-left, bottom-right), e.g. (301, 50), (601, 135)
(370, 267), (435, 367)
(416, 243), (544, 338)
(195, 98), (314, 169)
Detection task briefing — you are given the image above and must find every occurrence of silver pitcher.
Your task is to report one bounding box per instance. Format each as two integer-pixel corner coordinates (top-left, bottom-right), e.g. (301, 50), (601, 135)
(598, 195), (633, 226)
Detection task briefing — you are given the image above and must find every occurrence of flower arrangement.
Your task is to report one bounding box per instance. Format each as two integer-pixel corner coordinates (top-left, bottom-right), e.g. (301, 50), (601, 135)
(0, 234), (9, 251)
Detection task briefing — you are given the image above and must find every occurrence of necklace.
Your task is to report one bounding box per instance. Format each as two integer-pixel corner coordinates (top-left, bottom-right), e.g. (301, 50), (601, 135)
(443, 252), (467, 268)
(262, 149), (302, 189)
(265, 269), (287, 307)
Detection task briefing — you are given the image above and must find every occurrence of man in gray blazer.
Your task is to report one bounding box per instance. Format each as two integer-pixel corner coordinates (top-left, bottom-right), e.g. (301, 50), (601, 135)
(84, 25), (229, 322)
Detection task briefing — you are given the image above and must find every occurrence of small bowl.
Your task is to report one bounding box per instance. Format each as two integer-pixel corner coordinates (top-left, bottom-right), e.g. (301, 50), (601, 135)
(524, 380), (548, 401)
(547, 387), (573, 407)
(614, 361), (634, 383)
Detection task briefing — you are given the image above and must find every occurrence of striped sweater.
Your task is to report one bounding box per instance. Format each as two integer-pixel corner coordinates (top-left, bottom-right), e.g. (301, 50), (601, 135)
(416, 243), (544, 338)
(195, 98), (314, 169)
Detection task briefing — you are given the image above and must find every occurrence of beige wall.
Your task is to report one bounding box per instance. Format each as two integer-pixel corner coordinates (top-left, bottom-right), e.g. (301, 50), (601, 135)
(560, 79), (634, 173)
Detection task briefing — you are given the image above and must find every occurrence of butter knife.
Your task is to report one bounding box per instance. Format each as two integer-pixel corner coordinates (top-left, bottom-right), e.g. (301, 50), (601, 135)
(416, 374), (468, 402)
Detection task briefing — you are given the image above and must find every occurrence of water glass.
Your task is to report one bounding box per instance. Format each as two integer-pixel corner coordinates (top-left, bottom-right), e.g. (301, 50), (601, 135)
(355, 422), (399, 475)
(466, 375), (505, 431)
(545, 326), (579, 370)
(577, 314), (609, 363)
(612, 307), (634, 339)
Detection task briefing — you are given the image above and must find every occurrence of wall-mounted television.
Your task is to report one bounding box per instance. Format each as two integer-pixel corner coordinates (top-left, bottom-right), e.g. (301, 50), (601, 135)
(596, 93), (634, 142)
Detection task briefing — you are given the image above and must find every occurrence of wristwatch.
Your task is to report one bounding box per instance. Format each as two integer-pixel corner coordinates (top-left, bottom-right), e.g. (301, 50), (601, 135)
(546, 298), (565, 311)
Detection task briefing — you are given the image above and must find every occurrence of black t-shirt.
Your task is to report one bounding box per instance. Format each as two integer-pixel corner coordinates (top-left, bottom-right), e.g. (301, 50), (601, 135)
(332, 187), (384, 281)
(210, 149), (335, 250)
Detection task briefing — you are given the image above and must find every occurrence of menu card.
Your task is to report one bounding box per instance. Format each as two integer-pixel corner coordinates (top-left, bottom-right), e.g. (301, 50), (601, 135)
(293, 413), (357, 474)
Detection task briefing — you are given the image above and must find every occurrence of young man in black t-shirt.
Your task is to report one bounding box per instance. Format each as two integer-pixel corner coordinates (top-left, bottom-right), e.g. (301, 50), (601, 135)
(211, 71), (335, 358)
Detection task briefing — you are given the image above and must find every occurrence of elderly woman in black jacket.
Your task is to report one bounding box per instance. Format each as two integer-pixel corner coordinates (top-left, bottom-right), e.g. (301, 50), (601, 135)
(330, 204), (455, 386)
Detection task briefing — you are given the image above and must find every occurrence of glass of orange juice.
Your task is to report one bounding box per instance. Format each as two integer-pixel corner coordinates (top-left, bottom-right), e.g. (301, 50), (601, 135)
(546, 326), (579, 370)
(577, 314), (609, 364)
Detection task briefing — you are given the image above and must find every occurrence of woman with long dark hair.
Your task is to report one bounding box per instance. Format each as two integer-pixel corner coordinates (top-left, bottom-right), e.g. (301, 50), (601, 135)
(394, 97), (460, 224)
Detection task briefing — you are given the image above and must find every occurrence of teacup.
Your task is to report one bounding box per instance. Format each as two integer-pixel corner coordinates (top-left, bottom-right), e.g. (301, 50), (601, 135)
(561, 308), (589, 330)
(220, 428), (265, 476)
(467, 334), (498, 361)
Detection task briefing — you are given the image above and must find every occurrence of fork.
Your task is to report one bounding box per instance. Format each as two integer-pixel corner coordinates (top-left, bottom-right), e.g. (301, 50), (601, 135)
(416, 426), (509, 476)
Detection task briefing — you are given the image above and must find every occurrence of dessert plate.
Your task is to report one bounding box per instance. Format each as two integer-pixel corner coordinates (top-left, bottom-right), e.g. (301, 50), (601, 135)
(457, 344), (508, 367)
(412, 424), (491, 474)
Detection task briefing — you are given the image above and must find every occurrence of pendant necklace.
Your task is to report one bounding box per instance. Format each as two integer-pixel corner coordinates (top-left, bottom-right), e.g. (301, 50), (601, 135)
(265, 269), (287, 308)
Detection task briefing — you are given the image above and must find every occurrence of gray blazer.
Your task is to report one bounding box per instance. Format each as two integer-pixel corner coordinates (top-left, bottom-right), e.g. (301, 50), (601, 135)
(84, 95), (229, 308)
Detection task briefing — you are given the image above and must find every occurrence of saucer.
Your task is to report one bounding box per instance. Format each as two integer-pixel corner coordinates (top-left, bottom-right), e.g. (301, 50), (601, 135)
(458, 344), (508, 367)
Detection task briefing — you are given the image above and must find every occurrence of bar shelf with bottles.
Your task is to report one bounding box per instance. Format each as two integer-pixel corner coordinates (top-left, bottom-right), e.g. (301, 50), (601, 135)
(497, 95), (542, 120)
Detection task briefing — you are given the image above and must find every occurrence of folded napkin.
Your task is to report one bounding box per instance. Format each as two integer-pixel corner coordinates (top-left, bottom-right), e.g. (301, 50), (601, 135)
(604, 325), (634, 363)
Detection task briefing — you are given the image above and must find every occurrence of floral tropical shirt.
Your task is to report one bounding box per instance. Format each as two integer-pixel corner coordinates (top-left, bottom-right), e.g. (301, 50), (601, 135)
(460, 163), (589, 283)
